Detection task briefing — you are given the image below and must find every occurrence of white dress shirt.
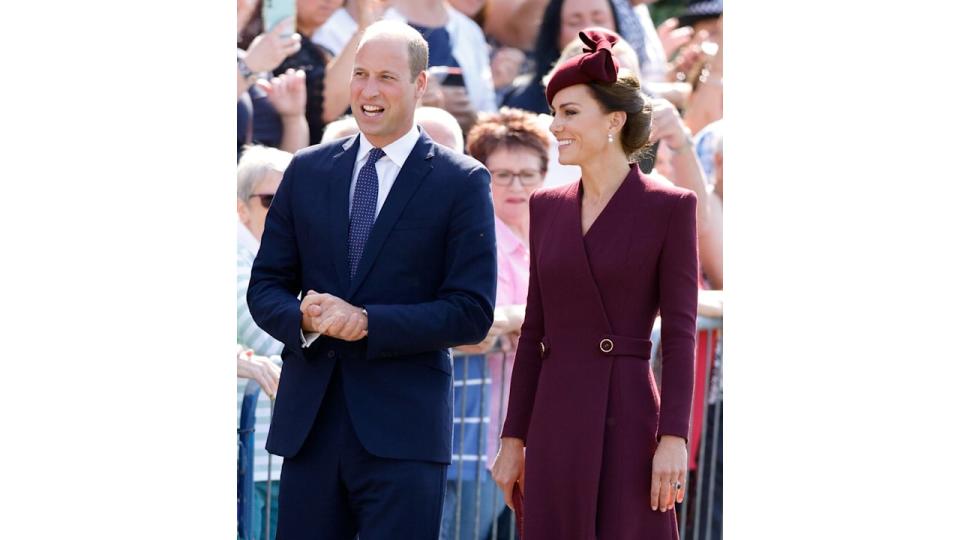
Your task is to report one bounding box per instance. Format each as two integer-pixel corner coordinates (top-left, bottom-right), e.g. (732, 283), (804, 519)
(301, 124), (422, 347)
(349, 124), (421, 219)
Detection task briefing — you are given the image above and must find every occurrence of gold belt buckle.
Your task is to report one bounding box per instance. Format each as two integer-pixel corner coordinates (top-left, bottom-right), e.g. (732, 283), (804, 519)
(599, 338), (614, 353)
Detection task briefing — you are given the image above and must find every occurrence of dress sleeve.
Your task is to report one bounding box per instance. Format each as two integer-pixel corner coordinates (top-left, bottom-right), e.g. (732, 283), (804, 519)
(656, 191), (699, 441)
(500, 193), (546, 443)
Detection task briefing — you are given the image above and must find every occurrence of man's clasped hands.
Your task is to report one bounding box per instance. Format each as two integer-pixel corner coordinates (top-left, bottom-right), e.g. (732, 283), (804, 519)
(300, 291), (369, 342)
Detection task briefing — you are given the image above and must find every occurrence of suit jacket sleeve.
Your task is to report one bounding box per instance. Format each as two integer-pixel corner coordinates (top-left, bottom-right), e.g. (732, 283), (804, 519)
(363, 165), (497, 359)
(246, 154), (305, 351)
(500, 192), (546, 443)
(656, 191), (699, 441)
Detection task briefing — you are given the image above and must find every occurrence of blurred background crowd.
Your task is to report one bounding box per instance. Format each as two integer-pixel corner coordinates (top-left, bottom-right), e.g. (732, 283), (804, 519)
(235, 0), (722, 539)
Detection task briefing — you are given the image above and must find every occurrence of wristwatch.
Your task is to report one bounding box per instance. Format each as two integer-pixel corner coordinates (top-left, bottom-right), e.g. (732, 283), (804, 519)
(237, 57), (256, 81)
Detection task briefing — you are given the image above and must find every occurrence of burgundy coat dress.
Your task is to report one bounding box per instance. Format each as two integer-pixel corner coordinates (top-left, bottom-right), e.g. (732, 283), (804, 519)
(501, 165), (699, 540)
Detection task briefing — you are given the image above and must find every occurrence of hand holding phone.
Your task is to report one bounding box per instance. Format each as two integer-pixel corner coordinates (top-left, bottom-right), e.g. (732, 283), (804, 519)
(263, 0), (297, 37)
(244, 17), (302, 73)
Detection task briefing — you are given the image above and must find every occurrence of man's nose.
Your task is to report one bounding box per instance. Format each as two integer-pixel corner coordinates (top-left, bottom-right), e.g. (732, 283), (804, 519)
(362, 78), (380, 98)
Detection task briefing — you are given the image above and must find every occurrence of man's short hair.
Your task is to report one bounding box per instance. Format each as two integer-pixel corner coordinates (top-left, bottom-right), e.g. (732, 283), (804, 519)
(237, 145), (293, 200)
(359, 20), (429, 82)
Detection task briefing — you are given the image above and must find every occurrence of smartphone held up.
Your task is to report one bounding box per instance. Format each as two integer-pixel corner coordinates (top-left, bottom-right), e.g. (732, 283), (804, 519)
(263, 0), (297, 37)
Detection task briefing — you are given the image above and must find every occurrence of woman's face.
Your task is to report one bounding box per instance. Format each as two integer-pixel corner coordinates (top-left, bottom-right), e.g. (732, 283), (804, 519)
(297, 0), (344, 32)
(238, 169), (283, 242)
(549, 84), (614, 166)
(486, 147), (544, 226)
(558, 0), (614, 52)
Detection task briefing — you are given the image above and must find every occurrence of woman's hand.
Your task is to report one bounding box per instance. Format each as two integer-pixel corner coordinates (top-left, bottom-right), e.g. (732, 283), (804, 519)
(656, 17), (694, 60)
(492, 437), (526, 510)
(650, 435), (688, 512)
(237, 349), (282, 399)
(648, 98), (692, 151)
(245, 18), (302, 74)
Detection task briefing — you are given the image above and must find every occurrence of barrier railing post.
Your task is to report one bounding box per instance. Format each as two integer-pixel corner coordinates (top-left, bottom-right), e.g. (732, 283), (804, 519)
(453, 353), (469, 539)
(238, 380), (260, 540)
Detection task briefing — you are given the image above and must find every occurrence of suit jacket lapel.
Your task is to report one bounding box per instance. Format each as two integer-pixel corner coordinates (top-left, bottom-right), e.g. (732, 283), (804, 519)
(347, 131), (436, 298)
(329, 135), (361, 295)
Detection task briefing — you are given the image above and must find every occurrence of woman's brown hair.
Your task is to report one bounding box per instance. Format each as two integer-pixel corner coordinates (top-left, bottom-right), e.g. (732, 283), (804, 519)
(586, 71), (653, 161)
(466, 107), (552, 172)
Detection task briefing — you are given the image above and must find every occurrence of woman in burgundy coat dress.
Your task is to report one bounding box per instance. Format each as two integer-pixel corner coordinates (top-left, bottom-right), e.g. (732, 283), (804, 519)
(491, 30), (698, 540)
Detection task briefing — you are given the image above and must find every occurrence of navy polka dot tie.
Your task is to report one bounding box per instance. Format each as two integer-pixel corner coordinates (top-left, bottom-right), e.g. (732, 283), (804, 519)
(348, 147), (385, 280)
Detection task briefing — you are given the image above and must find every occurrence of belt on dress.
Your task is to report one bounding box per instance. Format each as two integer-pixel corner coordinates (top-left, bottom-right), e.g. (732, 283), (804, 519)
(537, 335), (653, 359)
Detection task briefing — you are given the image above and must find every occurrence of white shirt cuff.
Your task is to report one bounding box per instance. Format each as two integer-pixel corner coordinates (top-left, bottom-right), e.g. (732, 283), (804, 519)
(301, 329), (321, 348)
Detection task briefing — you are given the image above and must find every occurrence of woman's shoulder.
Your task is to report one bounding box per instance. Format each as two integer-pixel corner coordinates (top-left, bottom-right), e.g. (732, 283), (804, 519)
(637, 169), (698, 204)
(531, 182), (575, 207)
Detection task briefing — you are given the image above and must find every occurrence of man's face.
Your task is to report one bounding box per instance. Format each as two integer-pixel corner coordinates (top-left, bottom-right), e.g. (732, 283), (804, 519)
(350, 36), (427, 148)
(238, 170), (283, 242)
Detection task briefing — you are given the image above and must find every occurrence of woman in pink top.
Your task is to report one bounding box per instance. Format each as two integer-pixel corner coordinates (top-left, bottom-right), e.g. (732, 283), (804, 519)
(464, 106), (551, 499)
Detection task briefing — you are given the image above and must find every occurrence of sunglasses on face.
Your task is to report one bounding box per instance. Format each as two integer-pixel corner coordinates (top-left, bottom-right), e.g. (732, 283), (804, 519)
(249, 193), (275, 209)
(489, 169), (543, 187)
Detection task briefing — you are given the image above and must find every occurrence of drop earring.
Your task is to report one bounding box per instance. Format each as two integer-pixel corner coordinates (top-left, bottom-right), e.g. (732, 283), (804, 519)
(607, 132), (614, 144)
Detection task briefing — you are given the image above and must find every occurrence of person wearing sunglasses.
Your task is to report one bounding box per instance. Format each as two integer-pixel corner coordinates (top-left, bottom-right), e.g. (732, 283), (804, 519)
(237, 144), (294, 540)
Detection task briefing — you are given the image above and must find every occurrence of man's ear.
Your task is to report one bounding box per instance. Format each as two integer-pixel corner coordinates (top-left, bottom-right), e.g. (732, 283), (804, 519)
(414, 70), (428, 100)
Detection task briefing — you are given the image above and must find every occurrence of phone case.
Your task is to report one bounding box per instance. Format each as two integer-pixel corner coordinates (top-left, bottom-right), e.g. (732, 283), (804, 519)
(262, 0), (297, 36)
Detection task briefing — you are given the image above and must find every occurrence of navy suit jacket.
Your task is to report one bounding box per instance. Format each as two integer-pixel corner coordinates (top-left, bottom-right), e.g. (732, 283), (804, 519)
(247, 129), (497, 464)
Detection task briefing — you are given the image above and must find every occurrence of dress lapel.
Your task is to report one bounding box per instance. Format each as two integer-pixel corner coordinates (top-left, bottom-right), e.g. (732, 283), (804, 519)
(553, 182), (615, 334)
(329, 135), (362, 295)
(347, 131), (436, 298)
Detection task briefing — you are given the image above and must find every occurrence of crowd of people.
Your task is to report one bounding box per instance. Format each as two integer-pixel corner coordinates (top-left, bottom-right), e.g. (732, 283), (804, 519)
(236, 0), (722, 539)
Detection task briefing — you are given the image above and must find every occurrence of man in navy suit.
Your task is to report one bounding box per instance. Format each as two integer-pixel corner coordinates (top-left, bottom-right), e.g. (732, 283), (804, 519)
(247, 20), (497, 540)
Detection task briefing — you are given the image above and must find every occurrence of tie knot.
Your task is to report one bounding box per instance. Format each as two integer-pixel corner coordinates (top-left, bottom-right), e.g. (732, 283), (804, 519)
(367, 147), (385, 164)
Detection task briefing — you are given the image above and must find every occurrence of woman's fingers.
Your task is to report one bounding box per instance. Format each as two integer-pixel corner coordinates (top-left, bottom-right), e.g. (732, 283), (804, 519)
(650, 473), (662, 511)
(659, 471), (674, 511)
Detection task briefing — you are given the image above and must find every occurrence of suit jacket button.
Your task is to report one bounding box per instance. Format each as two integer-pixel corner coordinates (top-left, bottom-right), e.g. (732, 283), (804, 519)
(327, 350), (336, 359)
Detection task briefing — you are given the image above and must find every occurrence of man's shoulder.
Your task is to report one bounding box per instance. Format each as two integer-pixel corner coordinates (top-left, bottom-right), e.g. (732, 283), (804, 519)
(293, 135), (357, 165)
(429, 143), (486, 178)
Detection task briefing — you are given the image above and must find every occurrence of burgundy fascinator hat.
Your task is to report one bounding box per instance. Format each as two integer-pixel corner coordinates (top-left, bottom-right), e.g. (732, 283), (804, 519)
(545, 29), (621, 106)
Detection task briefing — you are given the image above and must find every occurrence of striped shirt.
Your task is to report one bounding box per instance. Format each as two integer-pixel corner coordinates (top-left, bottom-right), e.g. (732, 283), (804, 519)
(237, 222), (284, 482)
(449, 353), (492, 481)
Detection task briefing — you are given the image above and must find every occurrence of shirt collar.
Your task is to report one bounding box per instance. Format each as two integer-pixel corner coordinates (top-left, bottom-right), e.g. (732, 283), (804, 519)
(494, 216), (526, 255)
(353, 124), (421, 169)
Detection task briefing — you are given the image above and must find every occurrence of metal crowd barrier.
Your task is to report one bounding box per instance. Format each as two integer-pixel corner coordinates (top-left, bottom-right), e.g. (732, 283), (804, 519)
(653, 316), (724, 540)
(237, 379), (259, 540)
(237, 316), (722, 540)
(449, 347), (517, 540)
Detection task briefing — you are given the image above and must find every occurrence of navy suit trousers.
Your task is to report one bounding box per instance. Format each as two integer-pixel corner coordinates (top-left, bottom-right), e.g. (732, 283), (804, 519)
(275, 362), (447, 540)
